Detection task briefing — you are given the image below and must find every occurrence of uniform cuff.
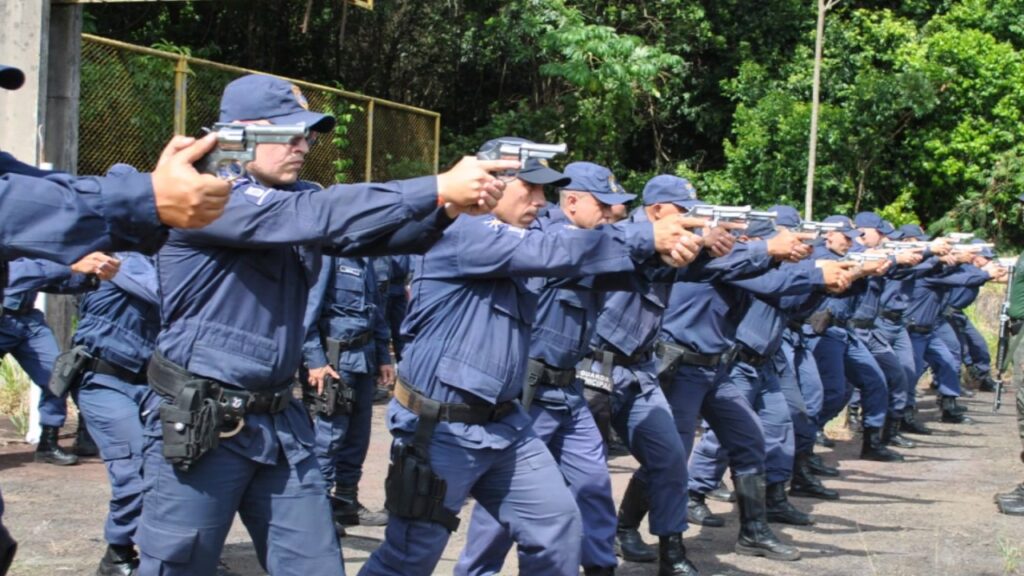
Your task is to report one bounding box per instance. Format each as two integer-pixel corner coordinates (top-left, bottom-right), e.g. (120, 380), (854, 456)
(97, 173), (168, 249)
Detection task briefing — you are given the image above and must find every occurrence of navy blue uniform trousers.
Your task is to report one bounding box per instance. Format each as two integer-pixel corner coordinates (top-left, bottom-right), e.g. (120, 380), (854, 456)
(663, 363), (765, 532)
(688, 361), (794, 491)
(77, 372), (148, 547)
(0, 310), (66, 427)
(314, 369), (376, 488)
(454, 385), (616, 574)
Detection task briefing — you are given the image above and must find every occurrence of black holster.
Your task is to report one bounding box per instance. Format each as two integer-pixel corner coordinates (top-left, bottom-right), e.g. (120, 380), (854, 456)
(383, 399), (460, 532)
(807, 309), (833, 335)
(302, 373), (354, 418)
(158, 380), (222, 472)
(47, 345), (93, 398)
(655, 342), (685, 384)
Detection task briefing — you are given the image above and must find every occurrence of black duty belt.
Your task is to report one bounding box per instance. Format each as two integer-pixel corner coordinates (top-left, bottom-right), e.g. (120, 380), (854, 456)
(90, 356), (148, 384)
(847, 318), (875, 330)
(656, 341), (735, 368)
(735, 345), (767, 367)
(526, 359), (576, 388)
(880, 310), (903, 323)
(394, 378), (518, 425)
(147, 351), (291, 419)
(2, 305), (33, 316)
(906, 324), (933, 335)
(325, 332), (373, 362)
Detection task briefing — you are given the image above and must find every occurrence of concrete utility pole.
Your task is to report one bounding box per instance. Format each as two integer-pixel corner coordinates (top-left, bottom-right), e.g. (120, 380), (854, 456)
(804, 0), (841, 221)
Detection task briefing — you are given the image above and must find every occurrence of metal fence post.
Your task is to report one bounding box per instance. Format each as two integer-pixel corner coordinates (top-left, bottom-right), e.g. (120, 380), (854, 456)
(173, 56), (189, 136)
(434, 114), (441, 173)
(365, 99), (374, 182)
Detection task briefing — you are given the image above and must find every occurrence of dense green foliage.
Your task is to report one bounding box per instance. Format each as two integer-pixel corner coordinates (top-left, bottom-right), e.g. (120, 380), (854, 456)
(85, 0), (1024, 245)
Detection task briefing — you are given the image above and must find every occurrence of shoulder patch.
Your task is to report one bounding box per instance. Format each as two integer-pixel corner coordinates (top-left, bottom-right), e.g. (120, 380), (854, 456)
(241, 184), (274, 206)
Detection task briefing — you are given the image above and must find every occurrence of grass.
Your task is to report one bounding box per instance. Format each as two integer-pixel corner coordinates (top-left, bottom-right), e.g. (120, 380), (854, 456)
(998, 536), (1023, 575)
(0, 355), (31, 437)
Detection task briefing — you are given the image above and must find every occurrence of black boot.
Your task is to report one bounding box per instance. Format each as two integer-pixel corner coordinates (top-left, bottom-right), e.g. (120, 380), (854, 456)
(583, 565), (616, 575)
(733, 474), (800, 561)
(995, 483), (1024, 516)
(0, 521), (16, 576)
(74, 418), (100, 457)
(658, 534), (699, 576)
(881, 415), (915, 449)
(615, 476), (657, 563)
(861, 427), (904, 462)
(706, 481), (735, 503)
(978, 375), (999, 393)
(900, 410), (932, 435)
(766, 481), (813, 526)
(332, 485), (388, 527)
(687, 491), (724, 527)
(938, 395), (968, 415)
(35, 425), (78, 466)
(940, 396), (972, 424)
(806, 453), (839, 477)
(95, 543), (138, 576)
(789, 453), (839, 500)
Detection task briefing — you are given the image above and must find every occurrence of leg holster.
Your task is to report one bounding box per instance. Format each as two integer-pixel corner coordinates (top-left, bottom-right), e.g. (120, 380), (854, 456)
(384, 394), (460, 532)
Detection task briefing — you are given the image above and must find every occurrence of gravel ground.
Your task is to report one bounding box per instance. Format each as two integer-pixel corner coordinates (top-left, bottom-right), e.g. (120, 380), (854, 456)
(1, 381), (1022, 576)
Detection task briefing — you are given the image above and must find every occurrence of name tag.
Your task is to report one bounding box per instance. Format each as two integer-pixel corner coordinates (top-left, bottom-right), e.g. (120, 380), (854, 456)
(337, 265), (362, 277)
(578, 369), (613, 393)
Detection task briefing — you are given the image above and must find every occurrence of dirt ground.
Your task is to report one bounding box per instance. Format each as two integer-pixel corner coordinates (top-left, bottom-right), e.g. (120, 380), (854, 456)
(1, 382), (1022, 576)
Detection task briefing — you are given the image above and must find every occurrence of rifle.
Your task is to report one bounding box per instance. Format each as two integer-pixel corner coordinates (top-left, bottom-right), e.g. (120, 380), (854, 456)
(689, 205), (777, 227)
(994, 263), (1016, 411)
(194, 122), (310, 179)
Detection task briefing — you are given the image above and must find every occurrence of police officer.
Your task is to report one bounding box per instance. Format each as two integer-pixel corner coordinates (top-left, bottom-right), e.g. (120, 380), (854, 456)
(875, 225), (948, 435)
(804, 216), (901, 461)
(0, 64), (225, 576)
(135, 74), (514, 576)
(303, 250), (392, 528)
(72, 247), (159, 576)
(685, 218), (852, 528)
(851, 212), (925, 448)
(933, 241), (1000, 392)
(359, 148), (700, 576)
(1, 254), (118, 464)
(454, 161), (644, 576)
(588, 176), (795, 575)
(661, 210), (833, 563)
(0, 64), (229, 261)
(901, 224), (1001, 423)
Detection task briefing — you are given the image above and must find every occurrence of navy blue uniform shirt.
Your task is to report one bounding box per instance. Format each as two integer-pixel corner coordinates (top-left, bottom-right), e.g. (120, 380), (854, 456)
(390, 211), (655, 449)
(0, 152), (164, 262)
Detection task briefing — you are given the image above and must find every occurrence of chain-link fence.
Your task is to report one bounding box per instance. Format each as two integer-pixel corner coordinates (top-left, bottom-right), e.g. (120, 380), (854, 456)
(79, 34), (440, 184)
